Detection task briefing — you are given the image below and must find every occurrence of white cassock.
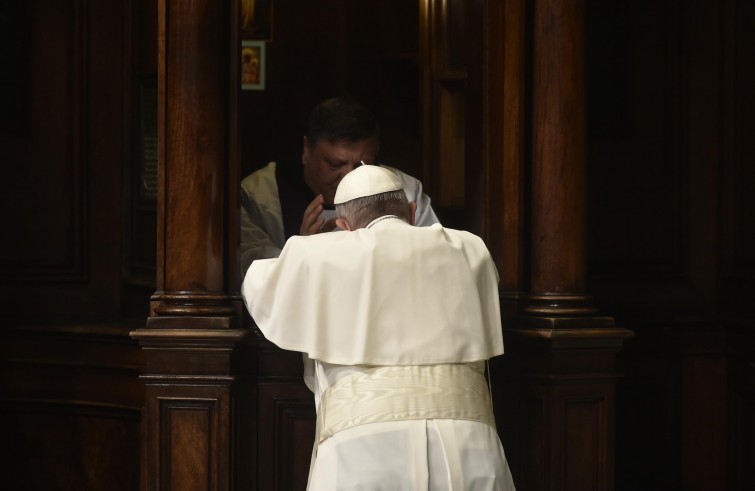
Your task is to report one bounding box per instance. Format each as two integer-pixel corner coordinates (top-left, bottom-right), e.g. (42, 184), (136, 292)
(242, 216), (516, 490)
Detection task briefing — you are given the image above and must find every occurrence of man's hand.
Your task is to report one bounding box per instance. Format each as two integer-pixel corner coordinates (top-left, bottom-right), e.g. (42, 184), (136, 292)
(300, 194), (338, 236)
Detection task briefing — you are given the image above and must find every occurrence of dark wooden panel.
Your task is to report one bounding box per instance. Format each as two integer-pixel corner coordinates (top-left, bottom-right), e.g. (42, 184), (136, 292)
(729, 326), (755, 491)
(122, 0), (158, 300)
(163, 402), (213, 490)
(585, 0), (734, 322)
(0, 3), (32, 134)
(140, 382), (237, 491)
(0, 0), (135, 324)
(681, 330), (728, 491)
(615, 332), (683, 490)
(1, 403), (140, 491)
(587, 0), (683, 280)
(256, 336), (306, 377)
(584, 2), (754, 488)
(564, 396), (607, 491)
(730, 391), (755, 490)
(0, 324), (145, 408)
(722, 0), (755, 314)
(257, 381), (315, 491)
(516, 394), (547, 491)
(0, 324), (144, 490)
(0, 0), (88, 282)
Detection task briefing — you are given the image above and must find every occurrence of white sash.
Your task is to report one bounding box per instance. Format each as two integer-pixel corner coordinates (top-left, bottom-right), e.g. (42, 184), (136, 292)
(315, 364), (496, 445)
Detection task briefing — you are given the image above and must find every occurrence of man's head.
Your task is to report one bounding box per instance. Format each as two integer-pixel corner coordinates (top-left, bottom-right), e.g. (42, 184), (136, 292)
(333, 165), (416, 230)
(302, 97), (381, 206)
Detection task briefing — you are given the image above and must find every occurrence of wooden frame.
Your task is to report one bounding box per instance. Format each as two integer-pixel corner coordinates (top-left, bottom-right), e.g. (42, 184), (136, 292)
(241, 0), (273, 41)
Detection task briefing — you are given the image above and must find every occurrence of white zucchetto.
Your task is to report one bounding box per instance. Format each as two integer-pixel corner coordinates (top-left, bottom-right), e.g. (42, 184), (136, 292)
(334, 165), (404, 204)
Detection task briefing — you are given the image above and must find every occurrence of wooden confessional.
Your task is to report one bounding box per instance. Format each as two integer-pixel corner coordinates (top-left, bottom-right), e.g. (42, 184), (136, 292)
(2, 1), (754, 490)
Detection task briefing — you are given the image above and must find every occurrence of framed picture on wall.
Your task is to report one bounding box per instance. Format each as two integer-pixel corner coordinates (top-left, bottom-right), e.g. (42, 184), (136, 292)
(241, 40), (265, 90)
(241, 0), (273, 41)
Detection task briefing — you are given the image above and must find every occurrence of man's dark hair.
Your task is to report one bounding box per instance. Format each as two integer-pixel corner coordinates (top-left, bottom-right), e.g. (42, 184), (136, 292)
(306, 97), (381, 148)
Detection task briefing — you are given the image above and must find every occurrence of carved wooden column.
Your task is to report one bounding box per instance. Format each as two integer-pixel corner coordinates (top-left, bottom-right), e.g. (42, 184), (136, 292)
(508, 0), (633, 489)
(130, 1), (253, 490)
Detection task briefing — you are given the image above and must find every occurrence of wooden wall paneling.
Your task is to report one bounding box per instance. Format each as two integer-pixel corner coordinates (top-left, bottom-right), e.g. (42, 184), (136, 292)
(585, 0), (694, 319)
(464, 0), (526, 311)
(462, 0), (485, 239)
(722, 0), (755, 478)
(730, 389), (755, 490)
(122, 0), (159, 311)
(681, 329), (728, 491)
(420, 0), (467, 230)
(0, 0), (88, 283)
(728, 325), (755, 490)
(495, 331), (627, 491)
(255, 338), (315, 490)
(614, 330), (683, 490)
(0, 324), (144, 489)
(3, 404), (141, 490)
(682, 0), (722, 314)
(1, 0), (88, 322)
(369, 0), (422, 181)
(0, 0), (150, 488)
(722, 0), (755, 316)
(584, 3), (689, 485)
(585, 0), (755, 488)
(0, 0), (138, 321)
(257, 382), (315, 490)
(0, 3), (31, 135)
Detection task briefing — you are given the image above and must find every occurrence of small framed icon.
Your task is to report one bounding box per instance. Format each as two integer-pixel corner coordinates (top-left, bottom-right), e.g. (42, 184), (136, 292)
(241, 40), (265, 90)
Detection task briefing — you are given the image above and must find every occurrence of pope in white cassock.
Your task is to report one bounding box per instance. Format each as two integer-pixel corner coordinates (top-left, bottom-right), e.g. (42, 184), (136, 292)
(242, 164), (516, 490)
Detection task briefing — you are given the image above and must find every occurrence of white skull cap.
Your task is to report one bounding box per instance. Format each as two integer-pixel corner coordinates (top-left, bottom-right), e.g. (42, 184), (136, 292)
(334, 164), (404, 204)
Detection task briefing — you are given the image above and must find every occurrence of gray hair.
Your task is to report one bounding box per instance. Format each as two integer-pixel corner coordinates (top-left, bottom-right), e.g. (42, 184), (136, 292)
(335, 190), (410, 229)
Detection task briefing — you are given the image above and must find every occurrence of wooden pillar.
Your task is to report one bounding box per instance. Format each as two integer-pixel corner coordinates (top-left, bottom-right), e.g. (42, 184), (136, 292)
(470, 0), (633, 490)
(512, 0), (633, 489)
(130, 1), (253, 490)
(529, 0), (591, 313)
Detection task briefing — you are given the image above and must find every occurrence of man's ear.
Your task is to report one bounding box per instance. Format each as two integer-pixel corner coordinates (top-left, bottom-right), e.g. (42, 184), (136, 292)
(336, 218), (352, 231)
(408, 202), (417, 226)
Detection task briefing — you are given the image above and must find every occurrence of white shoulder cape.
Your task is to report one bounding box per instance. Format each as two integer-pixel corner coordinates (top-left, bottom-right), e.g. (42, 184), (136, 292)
(242, 220), (504, 365)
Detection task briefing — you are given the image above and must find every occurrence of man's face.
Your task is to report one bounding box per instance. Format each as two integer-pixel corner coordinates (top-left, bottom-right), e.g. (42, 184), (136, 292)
(302, 136), (379, 206)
